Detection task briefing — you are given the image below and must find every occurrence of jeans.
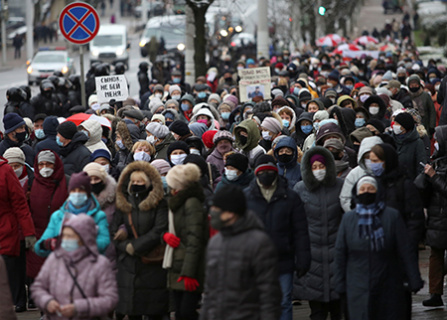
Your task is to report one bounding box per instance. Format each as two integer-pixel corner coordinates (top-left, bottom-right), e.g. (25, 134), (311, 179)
(279, 273), (293, 320)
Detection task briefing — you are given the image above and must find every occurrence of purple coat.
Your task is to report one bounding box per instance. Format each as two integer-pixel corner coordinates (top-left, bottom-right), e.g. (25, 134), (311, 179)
(31, 214), (118, 320)
(206, 148), (225, 174)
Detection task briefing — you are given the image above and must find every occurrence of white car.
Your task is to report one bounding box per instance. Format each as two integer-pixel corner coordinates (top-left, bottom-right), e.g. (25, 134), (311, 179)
(27, 48), (75, 85)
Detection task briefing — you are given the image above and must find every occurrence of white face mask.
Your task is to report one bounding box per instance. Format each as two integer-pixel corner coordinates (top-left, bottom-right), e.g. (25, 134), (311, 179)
(40, 167), (54, 178)
(172, 94), (181, 100)
(155, 93), (162, 99)
(190, 149), (201, 156)
(364, 159), (372, 171)
(102, 164), (110, 173)
(146, 135), (157, 144)
(435, 85), (440, 91)
(369, 106), (380, 115)
(393, 125), (403, 135)
(313, 169), (326, 181)
(14, 166), (23, 178)
(171, 154), (187, 165)
(133, 151), (151, 162)
(225, 168), (239, 181)
(262, 130), (272, 141)
(435, 142), (439, 151)
(359, 94), (370, 103)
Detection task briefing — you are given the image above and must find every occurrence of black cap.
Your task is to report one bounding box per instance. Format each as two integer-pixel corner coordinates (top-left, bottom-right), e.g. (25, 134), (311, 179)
(212, 185), (246, 216)
(225, 153), (248, 173)
(57, 121), (78, 139)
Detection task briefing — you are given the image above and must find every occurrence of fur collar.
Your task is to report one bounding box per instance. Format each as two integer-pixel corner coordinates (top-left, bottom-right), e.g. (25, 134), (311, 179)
(116, 161), (164, 212)
(301, 146), (337, 191)
(96, 175), (116, 207)
(168, 182), (205, 212)
(116, 121), (134, 151)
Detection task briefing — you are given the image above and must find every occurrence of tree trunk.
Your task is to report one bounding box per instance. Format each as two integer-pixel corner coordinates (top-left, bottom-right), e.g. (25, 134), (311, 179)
(192, 7), (208, 77)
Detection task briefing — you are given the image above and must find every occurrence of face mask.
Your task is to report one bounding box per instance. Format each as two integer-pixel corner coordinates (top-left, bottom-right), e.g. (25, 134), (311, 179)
(61, 239), (79, 252)
(56, 135), (64, 147)
(197, 119), (208, 125)
(15, 131), (27, 143)
(393, 125), (403, 135)
(301, 103), (307, 109)
(359, 95), (370, 103)
(358, 192), (376, 205)
(91, 181), (106, 195)
(237, 66), (244, 70)
(225, 168), (239, 181)
(116, 140), (125, 150)
(131, 184), (147, 193)
(278, 153), (293, 164)
(293, 87), (300, 96)
(190, 149), (201, 156)
(398, 76), (406, 83)
(40, 167), (54, 178)
(217, 143), (232, 155)
(172, 94), (181, 100)
(369, 106), (379, 115)
(155, 93), (162, 99)
(197, 92), (207, 99)
(262, 131), (272, 141)
(165, 120), (173, 127)
(435, 85), (440, 91)
(209, 208), (232, 230)
(330, 98), (336, 104)
(173, 77), (181, 84)
(102, 164), (110, 173)
(370, 162), (385, 176)
(320, 71), (329, 78)
(35, 129), (45, 140)
(69, 192), (88, 207)
(171, 153), (187, 165)
(146, 135), (157, 144)
(301, 125), (312, 134)
(435, 142), (439, 151)
(313, 122), (320, 131)
(331, 151), (342, 161)
(409, 86), (420, 93)
(346, 84), (354, 91)
(282, 119), (290, 128)
(221, 112), (230, 120)
(133, 151), (151, 162)
(257, 172), (277, 187)
(101, 137), (108, 144)
(274, 68), (280, 74)
(80, 130), (89, 139)
(181, 103), (190, 111)
(42, 90), (52, 99)
(313, 169), (326, 181)
(161, 176), (168, 190)
(355, 118), (366, 128)
(14, 166), (23, 178)
(239, 135), (248, 145)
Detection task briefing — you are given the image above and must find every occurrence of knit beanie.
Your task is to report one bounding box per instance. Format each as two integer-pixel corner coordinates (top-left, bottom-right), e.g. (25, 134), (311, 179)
(356, 176), (378, 194)
(394, 112), (415, 132)
(151, 159), (171, 175)
(149, 98), (165, 114)
(261, 117), (282, 134)
(165, 99), (179, 109)
(146, 122), (170, 139)
(37, 150), (56, 164)
(212, 185), (246, 216)
(254, 155), (278, 175)
(202, 130), (218, 148)
(167, 141), (190, 158)
(166, 163), (201, 191)
(3, 147), (25, 165)
(57, 121), (78, 139)
(90, 149), (111, 162)
(213, 130), (234, 144)
(3, 113), (25, 134)
(83, 162), (107, 183)
(225, 153), (248, 173)
(169, 120), (190, 136)
(208, 93), (222, 104)
(323, 138), (344, 152)
(224, 94), (239, 108)
(189, 123), (208, 138)
(151, 114), (166, 125)
(310, 154), (326, 166)
(169, 85), (181, 95)
(68, 171), (92, 195)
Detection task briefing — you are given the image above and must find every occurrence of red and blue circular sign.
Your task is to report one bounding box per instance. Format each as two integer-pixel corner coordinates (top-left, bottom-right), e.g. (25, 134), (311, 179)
(59, 2), (100, 44)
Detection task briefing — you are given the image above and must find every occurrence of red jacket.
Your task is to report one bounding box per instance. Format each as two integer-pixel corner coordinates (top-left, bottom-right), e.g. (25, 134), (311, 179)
(0, 157), (35, 256)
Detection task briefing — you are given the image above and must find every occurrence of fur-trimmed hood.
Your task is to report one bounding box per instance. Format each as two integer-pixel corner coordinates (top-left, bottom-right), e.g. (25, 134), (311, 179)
(300, 146), (337, 191)
(116, 161), (164, 212)
(95, 175), (117, 207)
(116, 120), (139, 152)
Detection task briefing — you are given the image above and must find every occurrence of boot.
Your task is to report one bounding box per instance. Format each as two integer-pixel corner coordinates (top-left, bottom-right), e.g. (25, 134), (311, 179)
(422, 294), (444, 307)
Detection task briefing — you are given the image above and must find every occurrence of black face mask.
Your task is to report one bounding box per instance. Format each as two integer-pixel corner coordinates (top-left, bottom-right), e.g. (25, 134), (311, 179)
(358, 192), (376, 205)
(209, 208), (232, 230)
(239, 135), (248, 145)
(409, 86), (420, 93)
(165, 120), (173, 127)
(277, 154), (294, 164)
(257, 172), (277, 187)
(91, 181), (106, 195)
(331, 151), (342, 161)
(131, 184), (147, 194)
(15, 131), (27, 143)
(224, 77), (233, 83)
(398, 76), (406, 84)
(42, 90), (52, 99)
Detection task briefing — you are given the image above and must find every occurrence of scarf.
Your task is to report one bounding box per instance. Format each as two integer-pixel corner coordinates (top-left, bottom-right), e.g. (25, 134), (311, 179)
(162, 209), (175, 269)
(67, 198), (93, 215)
(355, 201), (385, 251)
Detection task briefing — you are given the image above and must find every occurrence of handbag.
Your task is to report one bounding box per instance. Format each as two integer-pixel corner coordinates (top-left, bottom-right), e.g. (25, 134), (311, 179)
(127, 212), (166, 264)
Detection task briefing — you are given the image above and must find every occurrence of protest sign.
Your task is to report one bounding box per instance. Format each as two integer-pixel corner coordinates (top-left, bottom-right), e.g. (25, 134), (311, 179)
(238, 67), (271, 102)
(95, 75), (129, 103)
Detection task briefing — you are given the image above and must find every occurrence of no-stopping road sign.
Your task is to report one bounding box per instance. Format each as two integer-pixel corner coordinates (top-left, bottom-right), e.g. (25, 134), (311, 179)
(59, 2), (100, 44)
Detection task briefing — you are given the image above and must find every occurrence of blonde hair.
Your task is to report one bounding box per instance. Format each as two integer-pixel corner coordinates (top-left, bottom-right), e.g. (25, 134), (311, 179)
(128, 170), (151, 192)
(132, 140), (155, 155)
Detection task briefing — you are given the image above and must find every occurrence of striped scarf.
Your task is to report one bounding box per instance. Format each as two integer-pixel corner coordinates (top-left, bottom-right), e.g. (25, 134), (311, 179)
(355, 201), (385, 251)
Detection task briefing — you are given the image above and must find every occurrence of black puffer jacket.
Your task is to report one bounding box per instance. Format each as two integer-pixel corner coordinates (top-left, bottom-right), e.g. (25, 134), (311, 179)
(59, 132), (91, 176)
(293, 147), (343, 302)
(200, 211), (282, 320)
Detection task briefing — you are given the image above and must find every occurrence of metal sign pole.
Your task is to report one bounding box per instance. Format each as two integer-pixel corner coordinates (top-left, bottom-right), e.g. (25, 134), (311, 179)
(80, 45), (86, 108)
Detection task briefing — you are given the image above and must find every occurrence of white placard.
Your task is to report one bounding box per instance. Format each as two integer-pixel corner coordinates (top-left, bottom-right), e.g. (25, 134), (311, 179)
(238, 67), (272, 103)
(95, 75), (129, 103)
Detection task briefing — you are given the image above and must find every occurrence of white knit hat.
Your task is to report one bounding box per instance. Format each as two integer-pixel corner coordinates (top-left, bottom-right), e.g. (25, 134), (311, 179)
(4, 147), (25, 165)
(166, 163), (201, 191)
(83, 162), (107, 183)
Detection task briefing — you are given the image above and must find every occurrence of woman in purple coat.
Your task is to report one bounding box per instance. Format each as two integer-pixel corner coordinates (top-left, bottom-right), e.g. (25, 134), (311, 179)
(31, 214), (118, 320)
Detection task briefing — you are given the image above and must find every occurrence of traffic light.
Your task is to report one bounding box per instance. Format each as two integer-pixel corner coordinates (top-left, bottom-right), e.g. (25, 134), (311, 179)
(318, 6), (326, 16)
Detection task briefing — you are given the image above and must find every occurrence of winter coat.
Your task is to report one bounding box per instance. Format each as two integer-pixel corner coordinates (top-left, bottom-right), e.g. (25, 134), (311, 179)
(245, 176), (311, 274)
(35, 116), (60, 155)
(34, 195), (110, 257)
(31, 215), (118, 320)
(363, 95), (391, 128)
(409, 85), (436, 135)
(391, 127), (427, 179)
(206, 148), (226, 174)
(0, 256), (17, 320)
(200, 212), (282, 320)
(335, 206), (423, 320)
(274, 136), (301, 188)
(291, 112), (313, 149)
(27, 150), (68, 278)
(0, 157), (35, 256)
(234, 119), (266, 168)
(154, 133), (175, 160)
(437, 75), (447, 125)
(392, 88), (414, 110)
(167, 182), (208, 292)
(59, 132), (91, 176)
(340, 136), (383, 212)
(214, 169), (254, 192)
(113, 121), (140, 175)
(81, 118), (111, 155)
(112, 161), (169, 315)
(0, 136), (35, 167)
(293, 147), (343, 302)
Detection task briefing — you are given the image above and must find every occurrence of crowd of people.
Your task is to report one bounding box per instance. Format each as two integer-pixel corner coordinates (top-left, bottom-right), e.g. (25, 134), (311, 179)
(1, 42), (447, 320)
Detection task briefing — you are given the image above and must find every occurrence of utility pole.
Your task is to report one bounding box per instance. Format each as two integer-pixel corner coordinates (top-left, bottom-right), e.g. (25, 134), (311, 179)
(257, 0), (269, 59)
(26, 0), (34, 61)
(185, 5), (195, 84)
(1, 0), (7, 66)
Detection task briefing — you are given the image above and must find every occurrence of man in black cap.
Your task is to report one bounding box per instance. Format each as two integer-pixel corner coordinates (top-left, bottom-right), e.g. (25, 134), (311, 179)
(169, 69), (191, 94)
(169, 120), (192, 141)
(201, 185), (282, 320)
(244, 154), (310, 320)
(123, 108), (146, 139)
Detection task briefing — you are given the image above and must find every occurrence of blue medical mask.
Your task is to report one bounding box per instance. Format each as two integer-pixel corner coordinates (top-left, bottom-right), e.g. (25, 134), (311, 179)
(293, 87), (300, 96)
(282, 119), (290, 128)
(116, 140), (125, 150)
(313, 122), (320, 131)
(346, 84), (354, 91)
(173, 77), (181, 84)
(133, 151), (151, 162)
(181, 103), (190, 111)
(370, 162), (385, 176)
(221, 112), (230, 120)
(161, 176), (168, 190)
(80, 130), (89, 138)
(355, 118), (366, 128)
(35, 129), (45, 140)
(197, 92), (207, 99)
(56, 135), (64, 147)
(301, 124), (313, 134)
(69, 192), (88, 207)
(61, 239), (80, 252)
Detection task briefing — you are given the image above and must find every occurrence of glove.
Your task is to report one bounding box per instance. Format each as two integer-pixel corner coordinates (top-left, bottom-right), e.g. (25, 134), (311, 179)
(40, 237), (58, 251)
(25, 236), (37, 250)
(163, 233), (180, 248)
(296, 268), (308, 278)
(126, 243), (135, 256)
(113, 227), (128, 241)
(177, 276), (199, 292)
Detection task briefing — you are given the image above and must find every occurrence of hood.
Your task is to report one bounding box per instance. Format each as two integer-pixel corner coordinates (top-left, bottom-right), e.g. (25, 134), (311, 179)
(378, 143), (398, 175)
(300, 146), (336, 191)
(337, 95), (357, 108)
(190, 107), (216, 130)
(305, 99), (325, 112)
(297, 111), (314, 125)
(116, 120), (140, 152)
(435, 125), (447, 158)
(81, 118), (102, 145)
(43, 116), (59, 136)
(274, 136), (298, 166)
(162, 108), (180, 121)
(95, 175), (116, 207)
(357, 136), (383, 168)
(116, 161), (164, 213)
(234, 119), (261, 151)
(62, 213), (99, 257)
(34, 149), (65, 183)
(364, 95), (387, 119)
(192, 103), (220, 122)
(339, 107), (356, 135)
(220, 210), (265, 236)
(277, 106), (297, 131)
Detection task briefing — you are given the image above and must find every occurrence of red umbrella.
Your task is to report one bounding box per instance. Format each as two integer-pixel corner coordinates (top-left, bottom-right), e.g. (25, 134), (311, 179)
(354, 36), (379, 46)
(316, 34), (346, 47)
(65, 113), (91, 126)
